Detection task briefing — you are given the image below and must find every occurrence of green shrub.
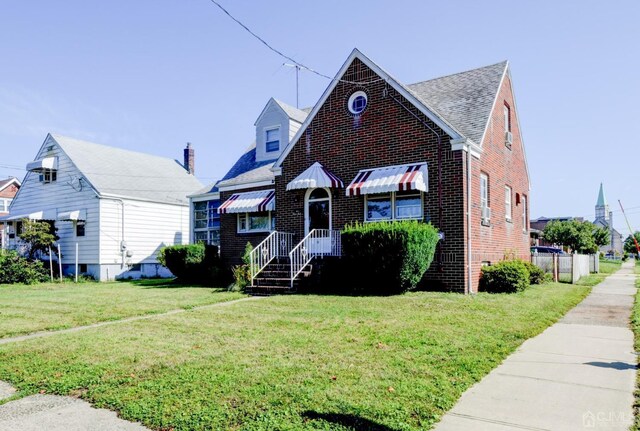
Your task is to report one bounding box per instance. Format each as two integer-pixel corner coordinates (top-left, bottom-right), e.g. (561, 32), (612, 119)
(0, 250), (49, 284)
(157, 243), (220, 284)
(523, 261), (546, 285)
(232, 242), (253, 291)
(480, 260), (530, 293)
(341, 221), (440, 295)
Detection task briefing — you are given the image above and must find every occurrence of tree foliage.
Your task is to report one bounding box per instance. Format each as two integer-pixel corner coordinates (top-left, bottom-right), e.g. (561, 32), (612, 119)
(624, 231), (640, 254)
(542, 220), (608, 254)
(17, 219), (59, 260)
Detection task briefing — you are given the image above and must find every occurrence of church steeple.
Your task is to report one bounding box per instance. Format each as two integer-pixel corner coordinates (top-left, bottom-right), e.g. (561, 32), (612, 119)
(595, 182), (609, 223)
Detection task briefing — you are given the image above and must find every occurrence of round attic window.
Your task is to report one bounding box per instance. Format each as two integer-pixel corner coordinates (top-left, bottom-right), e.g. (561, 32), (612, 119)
(347, 91), (368, 115)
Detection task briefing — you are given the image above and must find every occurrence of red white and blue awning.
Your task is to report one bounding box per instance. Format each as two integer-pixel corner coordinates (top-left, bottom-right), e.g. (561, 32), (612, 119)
(346, 162), (428, 196)
(218, 190), (275, 214)
(286, 162), (344, 191)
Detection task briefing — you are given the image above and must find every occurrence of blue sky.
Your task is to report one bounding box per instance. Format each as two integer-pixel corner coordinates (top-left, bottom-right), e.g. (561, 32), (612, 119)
(1, 1), (639, 231)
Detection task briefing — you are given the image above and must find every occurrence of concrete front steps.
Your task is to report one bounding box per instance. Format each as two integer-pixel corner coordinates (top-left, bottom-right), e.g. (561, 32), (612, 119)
(248, 259), (312, 296)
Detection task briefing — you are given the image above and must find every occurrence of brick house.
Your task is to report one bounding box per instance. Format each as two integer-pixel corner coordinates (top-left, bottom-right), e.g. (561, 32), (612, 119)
(217, 49), (530, 293)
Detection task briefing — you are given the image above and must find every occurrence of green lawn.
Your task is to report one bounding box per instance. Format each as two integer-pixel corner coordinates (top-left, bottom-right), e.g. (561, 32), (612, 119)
(0, 280), (243, 338)
(631, 274), (640, 430)
(0, 283), (589, 430)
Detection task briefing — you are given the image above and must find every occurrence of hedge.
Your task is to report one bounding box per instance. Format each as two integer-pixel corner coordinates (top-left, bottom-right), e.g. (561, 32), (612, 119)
(0, 250), (49, 285)
(480, 260), (530, 293)
(341, 221), (440, 295)
(157, 243), (221, 284)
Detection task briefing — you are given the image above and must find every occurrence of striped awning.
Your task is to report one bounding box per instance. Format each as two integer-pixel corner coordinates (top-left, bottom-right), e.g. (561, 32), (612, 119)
(286, 162), (344, 190)
(218, 190), (275, 214)
(346, 162), (428, 196)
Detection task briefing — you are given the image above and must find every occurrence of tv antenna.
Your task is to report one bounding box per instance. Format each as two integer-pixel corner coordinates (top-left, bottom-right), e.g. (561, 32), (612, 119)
(283, 63), (300, 108)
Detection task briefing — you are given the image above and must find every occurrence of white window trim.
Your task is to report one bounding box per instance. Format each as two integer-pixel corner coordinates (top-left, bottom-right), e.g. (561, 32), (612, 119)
(522, 195), (528, 233)
(505, 185), (512, 222)
(480, 174), (489, 209)
(237, 211), (274, 234)
(503, 105), (510, 132)
(364, 192), (424, 222)
(192, 198), (221, 245)
(264, 126), (280, 153)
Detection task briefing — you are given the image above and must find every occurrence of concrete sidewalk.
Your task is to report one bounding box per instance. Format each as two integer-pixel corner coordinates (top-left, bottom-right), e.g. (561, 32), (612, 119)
(434, 261), (637, 431)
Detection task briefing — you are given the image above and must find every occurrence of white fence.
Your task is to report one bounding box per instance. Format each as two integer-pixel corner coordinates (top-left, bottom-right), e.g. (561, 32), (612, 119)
(531, 253), (594, 283)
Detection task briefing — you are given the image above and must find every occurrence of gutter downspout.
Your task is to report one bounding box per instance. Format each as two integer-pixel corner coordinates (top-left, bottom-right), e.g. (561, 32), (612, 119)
(465, 142), (473, 295)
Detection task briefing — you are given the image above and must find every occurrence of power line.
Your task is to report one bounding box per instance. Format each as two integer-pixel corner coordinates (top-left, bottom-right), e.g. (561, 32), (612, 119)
(207, 0), (385, 86)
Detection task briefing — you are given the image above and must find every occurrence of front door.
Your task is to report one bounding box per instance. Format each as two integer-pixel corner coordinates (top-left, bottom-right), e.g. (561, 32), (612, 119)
(305, 188), (331, 253)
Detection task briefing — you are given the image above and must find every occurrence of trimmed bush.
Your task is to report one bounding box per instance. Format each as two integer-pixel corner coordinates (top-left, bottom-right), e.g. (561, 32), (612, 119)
(480, 260), (530, 293)
(523, 261), (546, 285)
(0, 250), (49, 285)
(342, 221), (440, 295)
(157, 243), (221, 284)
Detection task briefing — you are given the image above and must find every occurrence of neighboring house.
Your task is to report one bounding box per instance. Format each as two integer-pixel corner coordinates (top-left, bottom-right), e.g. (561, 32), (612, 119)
(593, 183), (624, 254)
(529, 216), (584, 247)
(218, 49), (530, 293)
(5, 134), (203, 280)
(0, 177), (21, 249)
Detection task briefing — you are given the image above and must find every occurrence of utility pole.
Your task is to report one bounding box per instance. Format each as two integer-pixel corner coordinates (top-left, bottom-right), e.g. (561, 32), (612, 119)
(619, 200), (640, 255)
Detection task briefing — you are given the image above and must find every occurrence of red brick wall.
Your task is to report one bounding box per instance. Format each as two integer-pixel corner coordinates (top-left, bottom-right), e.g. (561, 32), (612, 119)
(276, 58), (467, 291)
(466, 74), (531, 292)
(219, 184), (275, 267)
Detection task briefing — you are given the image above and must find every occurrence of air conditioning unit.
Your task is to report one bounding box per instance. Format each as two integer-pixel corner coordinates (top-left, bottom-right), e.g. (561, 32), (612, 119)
(505, 131), (513, 146)
(482, 206), (491, 223)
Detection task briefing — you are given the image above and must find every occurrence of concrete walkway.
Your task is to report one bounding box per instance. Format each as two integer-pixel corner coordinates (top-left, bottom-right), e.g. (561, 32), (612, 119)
(434, 261), (637, 430)
(0, 295), (262, 345)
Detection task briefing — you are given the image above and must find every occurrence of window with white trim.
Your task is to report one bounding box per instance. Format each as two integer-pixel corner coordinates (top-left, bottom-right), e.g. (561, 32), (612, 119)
(265, 128), (280, 153)
(39, 170), (57, 183)
(365, 192), (422, 222)
(237, 211), (274, 233)
(0, 198), (11, 212)
(75, 221), (85, 237)
(480, 173), (489, 209)
(503, 103), (511, 132)
(522, 195), (528, 232)
(505, 185), (512, 221)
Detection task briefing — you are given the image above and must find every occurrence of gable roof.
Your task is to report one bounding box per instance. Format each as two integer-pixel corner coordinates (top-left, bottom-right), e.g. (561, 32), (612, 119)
(274, 49), (491, 168)
(49, 134), (203, 205)
(216, 143), (275, 189)
(407, 61), (508, 145)
(273, 99), (308, 124)
(0, 177), (20, 193)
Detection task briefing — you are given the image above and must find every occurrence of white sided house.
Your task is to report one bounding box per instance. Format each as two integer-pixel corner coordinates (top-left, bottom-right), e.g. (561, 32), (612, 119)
(4, 134), (203, 280)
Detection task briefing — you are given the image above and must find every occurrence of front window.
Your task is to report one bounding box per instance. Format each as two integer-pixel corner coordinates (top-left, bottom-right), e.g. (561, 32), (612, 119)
(238, 212), (273, 233)
(365, 192), (422, 222)
(193, 199), (221, 246)
(505, 185), (512, 221)
(39, 170), (57, 183)
(265, 128), (280, 153)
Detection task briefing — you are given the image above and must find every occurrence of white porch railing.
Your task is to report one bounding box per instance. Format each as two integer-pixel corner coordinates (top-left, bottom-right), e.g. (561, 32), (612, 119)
(249, 231), (295, 284)
(288, 229), (342, 287)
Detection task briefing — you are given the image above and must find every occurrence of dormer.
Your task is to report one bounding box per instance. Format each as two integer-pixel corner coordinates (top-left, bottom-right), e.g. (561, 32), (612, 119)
(254, 98), (308, 163)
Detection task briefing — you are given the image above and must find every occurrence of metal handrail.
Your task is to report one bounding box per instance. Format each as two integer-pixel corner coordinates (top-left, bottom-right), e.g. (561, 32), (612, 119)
(288, 229), (342, 287)
(249, 231), (295, 284)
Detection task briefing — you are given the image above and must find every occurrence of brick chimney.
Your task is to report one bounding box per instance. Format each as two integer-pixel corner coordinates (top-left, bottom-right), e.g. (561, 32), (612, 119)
(183, 142), (194, 175)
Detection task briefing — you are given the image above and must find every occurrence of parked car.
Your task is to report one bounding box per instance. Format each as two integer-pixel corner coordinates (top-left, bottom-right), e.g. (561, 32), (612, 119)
(531, 246), (565, 254)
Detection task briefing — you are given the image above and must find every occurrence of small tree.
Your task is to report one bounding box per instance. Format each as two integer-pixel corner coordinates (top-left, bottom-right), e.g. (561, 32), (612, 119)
(542, 220), (608, 254)
(624, 232), (640, 254)
(18, 219), (59, 260)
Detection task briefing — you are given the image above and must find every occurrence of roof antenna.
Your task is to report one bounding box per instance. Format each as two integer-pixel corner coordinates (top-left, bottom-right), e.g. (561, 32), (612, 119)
(283, 63), (300, 108)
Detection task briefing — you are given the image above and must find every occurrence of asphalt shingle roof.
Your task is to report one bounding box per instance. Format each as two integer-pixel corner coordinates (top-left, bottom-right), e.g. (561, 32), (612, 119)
(51, 134), (204, 205)
(407, 61), (508, 144)
(273, 100), (308, 124)
(216, 144), (275, 188)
